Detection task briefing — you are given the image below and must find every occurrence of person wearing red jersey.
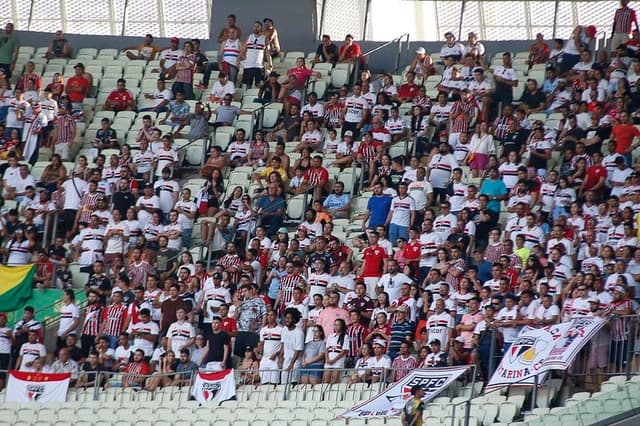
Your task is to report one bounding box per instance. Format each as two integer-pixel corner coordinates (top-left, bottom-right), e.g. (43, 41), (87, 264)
(65, 63), (91, 111)
(103, 78), (135, 112)
(610, 111), (640, 166)
(580, 151), (608, 199)
(357, 131), (383, 183)
(359, 231), (388, 298)
(122, 349), (152, 387)
(298, 155), (330, 200)
(99, 289), (128, 348)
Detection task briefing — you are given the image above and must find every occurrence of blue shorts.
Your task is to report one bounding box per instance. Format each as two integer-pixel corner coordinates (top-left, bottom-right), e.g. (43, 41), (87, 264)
(300, 363), (323, 379)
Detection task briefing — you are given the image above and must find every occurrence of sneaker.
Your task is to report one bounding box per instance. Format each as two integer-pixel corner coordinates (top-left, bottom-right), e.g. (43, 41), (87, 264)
(195, 83), (208, 90)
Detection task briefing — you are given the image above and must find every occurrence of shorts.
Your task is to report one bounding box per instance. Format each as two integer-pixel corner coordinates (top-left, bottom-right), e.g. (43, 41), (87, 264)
(259, 357), (280, 384)
(0, 353), (10, 378)
(54, 143), (70, 161)
(242, 67), (264, 86)
(300, 363), (324, 379)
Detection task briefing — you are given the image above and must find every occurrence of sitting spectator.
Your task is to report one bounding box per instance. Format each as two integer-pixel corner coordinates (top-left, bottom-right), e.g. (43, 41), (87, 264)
(77, 350), (105, 388)
(159, 90), (190, 132)
(122, 349), (152, 388)
(313, 34), (339, 65)
(51, 347), (79, 386)
(103, 78), (135, 112)
(140, 78), (172, 113)
(45, 30), (71, 60)
(122, 34), (161, 61)
(207, 72), (236, 103)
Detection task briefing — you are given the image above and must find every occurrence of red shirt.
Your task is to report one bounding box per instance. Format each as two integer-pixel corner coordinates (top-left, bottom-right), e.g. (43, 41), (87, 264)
(398, 83), (420, 100)
(362, 244), (387, 277)
(288, 67), (314, 87)
(404, 241), (421, 264)
(611, 123), (640, 154)
(339, 43), (362, 61)
(65, 76), (90, 103)
(584, 165), (607, 192)
(221, 317), (237, 335)
(304, 167), (329, 185)
(106, 89), (134, 111)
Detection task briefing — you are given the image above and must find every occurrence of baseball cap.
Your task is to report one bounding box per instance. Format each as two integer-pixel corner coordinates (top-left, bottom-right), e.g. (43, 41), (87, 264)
(439, 130), (448, 137)
(454, 336), (465, 343)
(444, 31), (455, 38)
(277, 227), (288, 234)
(397, 305), (408, 312)
(587, 296), (599, 303)
(245, 346), (254, 351)
(372, 339), (386, 348)
(430, 339), (441, 346)
(171, 37), (179, 42)
(144, 182), (153, 188)
(614, 285), (626, 294)
(269, 71), (280, 78)
(111, 287), (122, 293)
(416, 47), (426, 54)
(212, 273), (222, 279)
(74, 63), (85, 69)
(344, 130), (354, 137)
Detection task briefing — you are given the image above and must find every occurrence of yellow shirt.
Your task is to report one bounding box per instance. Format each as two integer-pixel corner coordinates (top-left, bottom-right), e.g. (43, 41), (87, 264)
(260, 166), (288, 182)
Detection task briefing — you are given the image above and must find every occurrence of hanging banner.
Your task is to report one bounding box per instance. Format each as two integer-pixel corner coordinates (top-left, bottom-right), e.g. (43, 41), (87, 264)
(339, 366), (470, 418)
(542, 317), (606, 369)
(486, 317), (605, 391)
(5, 370), (71, 403)
(190, 368), (236, 404)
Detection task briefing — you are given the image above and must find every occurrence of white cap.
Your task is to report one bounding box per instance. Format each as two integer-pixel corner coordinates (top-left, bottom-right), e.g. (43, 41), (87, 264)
(454, 336), (465, 343)
(372, 339), (386, 348)
(416, 47), (426, 54)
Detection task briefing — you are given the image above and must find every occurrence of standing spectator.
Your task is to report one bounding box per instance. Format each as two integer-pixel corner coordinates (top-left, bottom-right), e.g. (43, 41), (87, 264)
(389, 305), (414, 359)
(322, 318), (350, 384)
(172, 41), (195, 100)
(80, 290), (104, 357)
(99, 289), (128, 348)
(0, 23), (18, 79)
(235, 284), (267, 357)
(611, 0), (639, 52)
(57, 289), (80, 352)
(280, 308), (305, 384)
(241, 21), (267, 89)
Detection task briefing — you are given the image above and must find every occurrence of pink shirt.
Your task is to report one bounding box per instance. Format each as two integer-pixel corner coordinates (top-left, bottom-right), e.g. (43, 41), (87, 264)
(460, 311), (484, 349)
(316, 307), (352, 339)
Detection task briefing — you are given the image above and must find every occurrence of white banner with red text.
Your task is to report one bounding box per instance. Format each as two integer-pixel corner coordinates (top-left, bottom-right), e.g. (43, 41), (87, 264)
(190, 368), (236, 404)
(339, 366), (470, 418)
(486, 317), (605, 391)
(5, 370), (71, 403)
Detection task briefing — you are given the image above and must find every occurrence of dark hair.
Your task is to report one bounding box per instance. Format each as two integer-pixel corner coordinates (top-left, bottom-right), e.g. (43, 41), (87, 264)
(284, 307), (302, 324)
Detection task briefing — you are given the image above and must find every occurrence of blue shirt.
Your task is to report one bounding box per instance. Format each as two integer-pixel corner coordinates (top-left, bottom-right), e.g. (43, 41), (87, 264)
(366, 195), (392, 229)
(257, 194), (286, 214)
(323, 193), (350, 211)
(480, 178), (507, 213)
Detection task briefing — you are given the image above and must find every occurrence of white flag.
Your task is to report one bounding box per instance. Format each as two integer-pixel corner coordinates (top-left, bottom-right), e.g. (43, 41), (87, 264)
(191, 368), (236, 403)
(339, 366), (470, 418)
(5, 370), (71, 403)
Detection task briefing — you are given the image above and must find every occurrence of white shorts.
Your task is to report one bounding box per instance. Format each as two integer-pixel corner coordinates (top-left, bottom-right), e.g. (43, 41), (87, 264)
(280, 359), (301, 384)
(364, 277), (380, 299)
(259, 357), (280, 384)
(54, 143), (69, 161)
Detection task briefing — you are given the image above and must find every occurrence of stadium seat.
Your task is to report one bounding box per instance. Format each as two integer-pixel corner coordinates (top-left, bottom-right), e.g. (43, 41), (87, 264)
(330, 69), (349, 88)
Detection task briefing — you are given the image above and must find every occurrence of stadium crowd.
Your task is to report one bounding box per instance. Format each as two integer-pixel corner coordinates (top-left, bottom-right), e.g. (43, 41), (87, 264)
(1, 1), (640, 395)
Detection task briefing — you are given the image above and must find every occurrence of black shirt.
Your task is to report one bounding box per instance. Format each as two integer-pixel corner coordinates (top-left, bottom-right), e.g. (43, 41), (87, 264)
(47, 244), (68, 261)
(501, 130), (527, 157)
(315, 43), (339, 64)
(584, 125), (611, 156)
(205, 330), (230, 367)
(112, 191), (136, 217)
(86, 274), (112, 304)
(520, 90), (546, 111)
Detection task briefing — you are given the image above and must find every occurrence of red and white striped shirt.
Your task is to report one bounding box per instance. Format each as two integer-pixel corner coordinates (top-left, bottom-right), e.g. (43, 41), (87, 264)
(82, 303), (104, 336)
(614, 6), (637, 34)
(101, 303), (128, 336)
(55, 115), (76, 145)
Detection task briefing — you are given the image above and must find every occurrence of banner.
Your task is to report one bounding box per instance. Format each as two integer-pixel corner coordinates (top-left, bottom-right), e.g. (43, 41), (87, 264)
(0, 264), (35, 312)
(486, 317), (605, 391)
(5, 370), (71, 403)
(542, 317), (606, 370)
(339, 366), (469, 418)
(191, 369), (236, 404)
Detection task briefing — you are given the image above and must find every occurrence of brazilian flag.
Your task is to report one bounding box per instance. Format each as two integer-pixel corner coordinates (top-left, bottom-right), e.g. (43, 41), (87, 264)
(0, 264), (35, 312)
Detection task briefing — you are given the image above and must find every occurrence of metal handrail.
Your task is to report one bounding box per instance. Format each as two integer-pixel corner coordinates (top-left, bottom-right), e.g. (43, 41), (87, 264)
(351, 33), (411, 85)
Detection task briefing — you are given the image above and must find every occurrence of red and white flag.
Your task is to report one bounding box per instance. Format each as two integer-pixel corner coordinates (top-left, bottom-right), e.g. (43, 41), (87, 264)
(191, 369), (236, 404)
(5, 370), (71, 403)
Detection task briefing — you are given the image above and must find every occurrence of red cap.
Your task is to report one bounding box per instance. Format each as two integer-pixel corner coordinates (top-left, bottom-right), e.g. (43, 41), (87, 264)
(171, 37), (179, 42)
(439, 130), (448, 137)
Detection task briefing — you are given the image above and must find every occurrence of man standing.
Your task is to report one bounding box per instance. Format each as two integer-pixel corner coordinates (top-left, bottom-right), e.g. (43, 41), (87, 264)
(57, 289), (80, 352)
(241, 21), (267, 89)
(361, 183), (392, 231)
(258, 309), (283, 385)
(280, 308), (304, 384)
(167, 307), (196, 355)
(401, 385), (425, 426)
(235, 284), (267, 357)
(386, 182), (416, 244)
(359, 231), (388, 298)
(80, 290), (104, 358)
(611, 0), (639, 52)
(0, 23), (18, 79)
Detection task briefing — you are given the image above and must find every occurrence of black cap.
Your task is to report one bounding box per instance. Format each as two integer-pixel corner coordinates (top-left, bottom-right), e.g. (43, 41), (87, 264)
(144, 182), (153, 188)
(213, 272), (222, 279)
(245, 346), (254, 351)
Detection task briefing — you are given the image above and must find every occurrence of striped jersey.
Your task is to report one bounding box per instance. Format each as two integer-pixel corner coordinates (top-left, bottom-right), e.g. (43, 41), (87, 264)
(450, 99), (477, 134)
(245, 34), (266, 68)
(344, 95), (370, 123)
(101, 303), (128, 336)
(613, 6), (637, 33)
(259, 325), (283, 357)
(82, 303), (104, 336)
(222, 38), (241, 66)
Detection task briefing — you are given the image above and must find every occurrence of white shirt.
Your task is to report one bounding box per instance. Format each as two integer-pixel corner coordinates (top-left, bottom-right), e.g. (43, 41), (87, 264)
(18, 342), (47, 371)
(104, 220), (130, 255)
(167, 320), (196, 355)
(209, 80), (236, 100)
(497, 306), (520, 343)
(376, 273), (412, 301)
(426, 311), (454, 345)
(389, 195), (415, 227)
(132, 320), (160, 356)
(260, 325), (284, 358)
(281, 326), (305, 363)
(61, 177), (88, 210)
(434, 213), (458, 241)
(57, 303), (80, 336)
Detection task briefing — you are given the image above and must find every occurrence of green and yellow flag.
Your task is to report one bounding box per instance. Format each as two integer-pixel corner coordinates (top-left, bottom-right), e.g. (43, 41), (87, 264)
(0, 264), (35, 312)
